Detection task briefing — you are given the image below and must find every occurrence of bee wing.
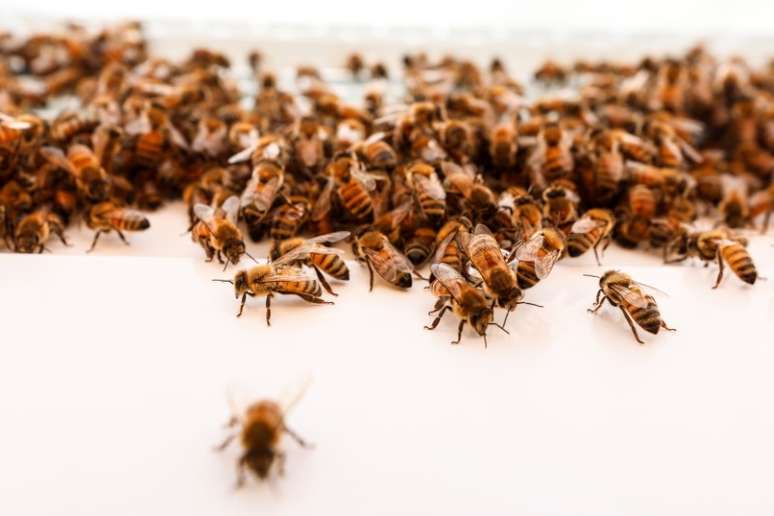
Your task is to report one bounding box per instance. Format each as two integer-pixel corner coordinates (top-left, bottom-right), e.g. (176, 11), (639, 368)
(430, 263), (466, 302)
(165, 122), (189, 150)
(0, 113), (31, 130)
(242, 175), (281, 212)
(570, 216), (604, 234)
(311, 178), (334, 221)
(305, 231), (351, 246)
(228, 142), (258, 164)
(432, 228), (458, 266)
(420, 139), (447, 162)
(473, 223), (494, 237)
(352, 165), (380, 192)
(364, 131), (386, 146)
(721, 174), (747, 197)
(124, 115), (151, 135)
(363, 241), (413, 281)
(277, 373), (313, 415)
(629, 279), (669, 298)
(609, 283), (650, 309)
(514, 233), (545, 262)
(39, 146), (74, 173)
(221, 195), (240, 224)
(676, 137), (702, 164)
(193, 203), (216, 223)
(534, 249), (560, 279)
(413, 172), (447, 201)
(262, 141), (282, 160)
(274, 242), (346, 266)
(259, 269), (313, 284)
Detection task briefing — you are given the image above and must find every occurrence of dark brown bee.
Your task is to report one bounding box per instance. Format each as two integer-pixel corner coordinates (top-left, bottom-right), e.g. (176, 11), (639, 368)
(1, 180), (33, 214)
(215, 383), (310, 486)
(269, 197), (311, 241)
(512, 227), (565, 290)
(665, 228), (757, 288)
(13, 208), (69, 253)
(425, 263), (506, 346)
(345, 53), (365, 79)
(352, 231), (414, 291)
(269, 231), (351, 296)
(566, 208), (615, 264)
(534, 60), (568, 84)
(192, 196), (248, 268)
(404, 226), (436, 266)
(85, 201), (150, 252)
(586, 270), (675, 344)
(719, 175), (751, 228)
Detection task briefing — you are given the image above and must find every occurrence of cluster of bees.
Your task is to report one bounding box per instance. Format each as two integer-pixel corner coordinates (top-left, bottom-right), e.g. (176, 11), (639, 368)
(1, 23), (772, 484)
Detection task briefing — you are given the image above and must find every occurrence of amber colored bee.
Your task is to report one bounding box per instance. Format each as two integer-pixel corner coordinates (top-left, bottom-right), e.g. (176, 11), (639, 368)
(192, 196), (248, 268)
(329, 154), (381, 222)
(357, 132), (398, 170)
(13, 208), (69, 253)
(566, 208), (615, 264)
(85, 201), (150, 252)
(750, 184), (773, 232)
(512, 227), (565, 290)
(191, 117), (227, 158)
(665, 228), (757, 288)
(586, 270), (675, 344)
(270, 231), (351, 296)
(403, 226), (436, 266)
(50, 111), (97, 143)
(464, 223), (524, 313)
(239, 160), (285, 241)
(214, 259), (333, 324)
(215, 384), (310, 486)
(269, 197), (311, 241)
(533, 60), (568, 84)
(527, 122), (574, 184)
(0, 180), (33, 214)
(40, 144), (111, 202)
(291, 116), (326, 171)
(425, 263), (505, 346)
(648, 216), (687, 254)
(125, 104), (188, 167)
(370, 62), (389, 79)
(718, 175), (751, 228)
(489, 120), (518, 170)
(438, 120), (473, 162)
(542, 180), (580, 231)
(442, 162), (497, 223)
(345, 53), (365, 79)
(352, 230), (414, 291)
(405, 161), (446, 226)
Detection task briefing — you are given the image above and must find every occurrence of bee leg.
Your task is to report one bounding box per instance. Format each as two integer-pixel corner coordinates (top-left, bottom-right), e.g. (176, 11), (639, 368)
(235, 455), (248, 489)
(661, 320), (677, 332)
(424, 305), (449, 330)
(761, 210), (770, 234)
(620, 308), (645, 344)
(237, 292), (249, 317)
(275, 450), (287, 477)
(428, 297), (446, 315)
(55, 230), (70, 247)
(86, 230), (103, 253)
(216, 250), (224, 264)
(587, 291), (607, 313)
(295, 294), (334, 305)
(365, 259), (375, 292)
(451, 320), (466, 345)
(213, 433), (237, 451)
(313, 266), (337, 296)
(265, 293), (273, 326)
(592, 242), (602, 266)
(116, 229), (130, 246)
(283, 426), (312, 448)
(712, 251), (725, 289)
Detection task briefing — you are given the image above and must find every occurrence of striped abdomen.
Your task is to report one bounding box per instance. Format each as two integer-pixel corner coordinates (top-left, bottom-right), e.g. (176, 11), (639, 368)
(404, 227), (435, 265)
(337, 180), (373, 221)
(629, 185), (656, 218)
(270, 204), (308, 240)
(136, 131), (165, 167)
(657, 139), (682, 168)
(106, 209), (150, 231)
(721, 243), (757, 284)
(516, 260), (539, 289)
(625, 295), (662, 335)
(567, 225), (605, 257)
(275, 279), (323, 297)
(543, 146), (573, 181)
(415, 190), (446, 225)
(310, 252), (350, 280)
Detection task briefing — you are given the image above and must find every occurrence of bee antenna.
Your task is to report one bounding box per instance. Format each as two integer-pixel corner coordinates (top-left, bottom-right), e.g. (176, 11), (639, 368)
(244, 251), (259, 263)
(212, 279), (234, 284)
(483, 333), (488, 348)
(502, 308), (511, 328)
(518, 301), (543, 308)
(489, 322), (510, 335)
(583, 273), (601, 279)
(222, 260), (230, 272)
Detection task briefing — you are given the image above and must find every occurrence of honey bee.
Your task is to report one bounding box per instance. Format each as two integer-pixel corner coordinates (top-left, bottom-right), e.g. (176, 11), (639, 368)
(512, 227), (565, 290)
(13, 208), (69, 253)
(566, 208), (615, 264)
(239, 160), (285, 241)
(328, 154), (382, 222)
(0, 113), (34, 162)
(404, 226), (436, 266)
(213, 256), (333, 324)
(269, 231), (351, 296)
(533, 60), (568, 84)
(405, 161), (446, 226)
(527, 122), (574, 185)
(269, 197), (311, 241)
(489, 120), (518, 170)
(0, 180), (33, 214)
(352, 230), (414, 291)
(750, 184), (773, 233)
(425, 263), (507, 346)
(191, 117), (228, 158)
(586, 270), (675, 344)
(40, 144), (111, 202)
(345, 53), (365, 79)
(442, 162), (497, 223)
(438, 119), (473, 162)
(542, 180), (580, 231)
(215, 381), (311, 486)
(665, 228), (757, 288)
(357, 132), (398, 170)
(291, 116), (327, 172)
(125, 103), (189, 167)
(718, 175), (751, 228)
(192, 196), (249, 268)
(50, 111), (97, 143)
(85, 201), (150, 252)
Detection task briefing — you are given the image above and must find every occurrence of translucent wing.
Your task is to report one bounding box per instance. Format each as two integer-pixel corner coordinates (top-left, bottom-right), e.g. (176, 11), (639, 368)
(534, 249), (560, 279)
(259, 268), (313, 284)
(364, 131), (386, 146)
(39, 146), (74, 173)
(352, 164), (381, 192)
(0, 113), (31, 130)
(430, 263), (466, 302)
(305, 231), (351, 246)
(571, 216), (604, 234)
(166, 122), (189, 150)
(241, 174), (281, 212)
(193, 203), (215, 223)
(432, 228), (458, 266)
(420, 139), (447, 162)
(609, 283), (650, 309)
(721, 174), (747, 197)
(262, 141), (281, 160)
(124, 115), (151, 135)
(630, 280), (669, 297)
(514, 233), (545, 262)
(221, 196), (240, 224)
(274, 242), (346, 267)
(474, 223), (494, 237)
(363, 241), (412, 282)
(414, 171), (446, 201)
(277, 373), (313, 415)
(228, 142), (257, 164)
(311, 178), (334, 221)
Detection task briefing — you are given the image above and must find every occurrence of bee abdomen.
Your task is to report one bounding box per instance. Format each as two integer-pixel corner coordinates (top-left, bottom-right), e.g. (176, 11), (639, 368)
(111, 213), (150, 231)
(338, 182), (373, 220)
(629, 304), (662, 334)
(312, 253), (349, 280)
(723, 245), (757, 284)
(516, 261), (539, 289)
(567, 231), (595, 257)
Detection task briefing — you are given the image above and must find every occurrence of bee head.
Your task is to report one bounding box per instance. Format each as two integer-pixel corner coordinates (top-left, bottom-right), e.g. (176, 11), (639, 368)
(397, 271), (413, 289)
(499, 286), (524, 311)
(233, 271), (248, 298)
(469, 307), (493, 337)
(14, 234), (37, 254)
(223, 238), (246, 265)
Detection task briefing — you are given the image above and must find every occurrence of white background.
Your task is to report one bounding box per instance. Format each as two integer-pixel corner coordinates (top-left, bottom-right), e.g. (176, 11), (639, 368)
(2, 5), (774, 515)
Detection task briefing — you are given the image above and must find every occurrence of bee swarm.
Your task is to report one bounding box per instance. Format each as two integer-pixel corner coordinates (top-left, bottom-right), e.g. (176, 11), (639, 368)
(1, 22), (771, 344)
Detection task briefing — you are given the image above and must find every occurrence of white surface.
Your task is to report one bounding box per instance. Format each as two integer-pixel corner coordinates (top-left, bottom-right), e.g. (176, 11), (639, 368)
(1, 205), (774, 515)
